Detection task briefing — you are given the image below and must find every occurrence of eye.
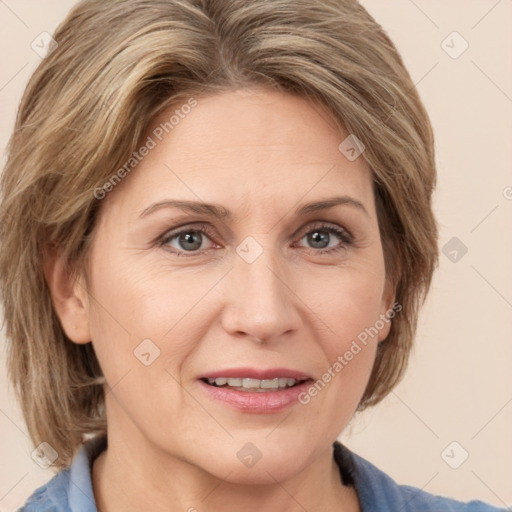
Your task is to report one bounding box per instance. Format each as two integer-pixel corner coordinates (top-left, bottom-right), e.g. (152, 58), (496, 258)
(295, 222), (353, 255)
(159, 223), (217, 256)
(158, 221), (353, 257)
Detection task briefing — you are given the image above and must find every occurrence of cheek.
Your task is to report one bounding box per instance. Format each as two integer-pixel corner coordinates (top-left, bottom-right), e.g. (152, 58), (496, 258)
(85, 266), (196, 436)
(101, 257), (225, 333)
(292, 260), (385, 407)
(298, 289), (380, 433)
(86, 254), (220, 387)
(302, 259), (387, 346)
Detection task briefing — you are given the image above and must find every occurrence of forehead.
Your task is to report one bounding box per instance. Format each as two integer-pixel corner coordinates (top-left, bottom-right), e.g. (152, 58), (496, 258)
(100, 87), (375, 222)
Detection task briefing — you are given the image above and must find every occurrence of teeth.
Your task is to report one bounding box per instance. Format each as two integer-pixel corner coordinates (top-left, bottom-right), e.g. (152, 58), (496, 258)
(243, 378), (261, 388)
(261, 378), (280, 389)
(206, 377), (300, 390)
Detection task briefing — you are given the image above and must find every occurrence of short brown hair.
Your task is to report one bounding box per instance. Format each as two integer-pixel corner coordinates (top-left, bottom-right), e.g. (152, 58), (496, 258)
(0, 0), (438, 470)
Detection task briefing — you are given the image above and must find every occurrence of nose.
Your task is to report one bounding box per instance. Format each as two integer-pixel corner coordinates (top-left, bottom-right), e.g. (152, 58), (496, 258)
(220, 243), (302, 344)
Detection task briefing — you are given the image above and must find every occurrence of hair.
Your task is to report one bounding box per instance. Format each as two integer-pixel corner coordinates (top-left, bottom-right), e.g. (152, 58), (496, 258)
(0, 0), (438, 470)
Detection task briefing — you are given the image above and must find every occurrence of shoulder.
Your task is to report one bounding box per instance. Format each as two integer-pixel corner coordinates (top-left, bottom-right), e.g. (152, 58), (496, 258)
(17, 435), (106, 512)
(334, 441), (506, 512)
(17, 469), (72, 511)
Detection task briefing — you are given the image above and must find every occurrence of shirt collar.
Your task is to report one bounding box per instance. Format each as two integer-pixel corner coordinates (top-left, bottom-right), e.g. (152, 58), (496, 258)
(67, 434), (107, 512)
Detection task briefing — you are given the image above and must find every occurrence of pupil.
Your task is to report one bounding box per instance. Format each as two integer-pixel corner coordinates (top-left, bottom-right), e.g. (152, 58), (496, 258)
(309, 230), (328, 249)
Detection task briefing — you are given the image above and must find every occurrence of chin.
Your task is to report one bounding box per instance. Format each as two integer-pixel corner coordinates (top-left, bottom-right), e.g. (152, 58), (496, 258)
(187, 439), (311, 485)
(209, 458), (305, 485)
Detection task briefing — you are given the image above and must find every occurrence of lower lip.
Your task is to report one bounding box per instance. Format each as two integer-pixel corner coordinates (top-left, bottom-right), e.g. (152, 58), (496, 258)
(198, 379), (312, 414)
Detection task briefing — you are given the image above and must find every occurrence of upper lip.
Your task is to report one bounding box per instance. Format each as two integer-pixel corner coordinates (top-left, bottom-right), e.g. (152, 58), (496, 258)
(199, 367), (312, 381)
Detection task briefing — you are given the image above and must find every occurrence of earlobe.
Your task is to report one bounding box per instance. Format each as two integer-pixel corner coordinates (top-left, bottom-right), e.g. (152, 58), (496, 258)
(43, 245), (91, 345)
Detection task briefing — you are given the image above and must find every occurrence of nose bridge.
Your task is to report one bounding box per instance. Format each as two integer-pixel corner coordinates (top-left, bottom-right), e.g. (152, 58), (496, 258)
(221, 235), (299, 342)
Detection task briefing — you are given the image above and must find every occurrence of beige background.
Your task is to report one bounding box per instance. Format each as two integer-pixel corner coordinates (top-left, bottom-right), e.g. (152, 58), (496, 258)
(1, 1), (511, 510)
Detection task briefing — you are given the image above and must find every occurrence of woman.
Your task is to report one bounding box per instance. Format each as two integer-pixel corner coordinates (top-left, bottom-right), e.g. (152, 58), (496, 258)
(0, 0), (504, 510)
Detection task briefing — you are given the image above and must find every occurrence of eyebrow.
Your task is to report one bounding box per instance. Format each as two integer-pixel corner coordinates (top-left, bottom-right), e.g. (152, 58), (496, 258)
(138, 195), (369, 220)
(296, 196), (369, 217)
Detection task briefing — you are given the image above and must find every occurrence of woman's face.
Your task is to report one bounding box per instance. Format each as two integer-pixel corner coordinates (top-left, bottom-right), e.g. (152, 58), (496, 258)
(77, 87), (394, 483)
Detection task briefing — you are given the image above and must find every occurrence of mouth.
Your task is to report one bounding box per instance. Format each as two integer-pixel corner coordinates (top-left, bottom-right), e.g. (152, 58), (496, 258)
(200, 376), (311, 392)
(197, 368), (314, 413)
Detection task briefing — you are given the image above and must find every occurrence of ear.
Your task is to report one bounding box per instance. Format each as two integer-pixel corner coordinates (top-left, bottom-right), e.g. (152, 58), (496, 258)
(377, 275), (397, 343)
(43, 244), (91, 344)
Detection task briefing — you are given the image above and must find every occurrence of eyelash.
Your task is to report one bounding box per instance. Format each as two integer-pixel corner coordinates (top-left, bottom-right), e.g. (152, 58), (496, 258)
(158, 222), (354, 258)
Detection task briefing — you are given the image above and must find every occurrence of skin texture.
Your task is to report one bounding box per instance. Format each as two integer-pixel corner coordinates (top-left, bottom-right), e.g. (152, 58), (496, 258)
(46, 87), (395, 511)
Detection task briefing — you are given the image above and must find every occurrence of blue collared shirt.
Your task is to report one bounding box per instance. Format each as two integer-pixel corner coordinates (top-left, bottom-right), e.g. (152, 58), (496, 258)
(17, 435), (506, 511)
